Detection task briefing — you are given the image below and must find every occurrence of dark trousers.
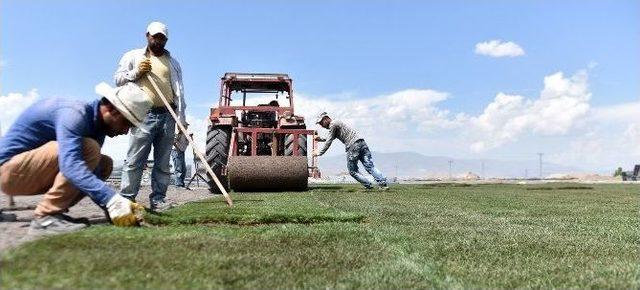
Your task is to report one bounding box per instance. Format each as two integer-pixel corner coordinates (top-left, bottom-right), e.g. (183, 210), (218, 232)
(171, 148), (186, 187)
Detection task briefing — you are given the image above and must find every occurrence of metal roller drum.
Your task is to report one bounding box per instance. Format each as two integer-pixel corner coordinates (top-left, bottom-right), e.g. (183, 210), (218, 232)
(227, 156), (309, 191)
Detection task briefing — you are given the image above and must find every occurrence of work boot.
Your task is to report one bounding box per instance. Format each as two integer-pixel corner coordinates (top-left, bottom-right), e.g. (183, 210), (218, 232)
(0, 211), (17, 222)
(151, 199), (175, 212)
(28, 214), (88, 236)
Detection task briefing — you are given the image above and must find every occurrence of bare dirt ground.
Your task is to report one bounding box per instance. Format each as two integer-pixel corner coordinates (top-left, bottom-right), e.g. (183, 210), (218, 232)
(0, 185), (216, 253)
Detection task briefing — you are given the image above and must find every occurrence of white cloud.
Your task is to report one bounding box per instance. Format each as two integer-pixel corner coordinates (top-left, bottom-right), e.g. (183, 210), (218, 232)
(623, 123), (640, 156)
(92, 67), (640, 173)
(471, 93), (529, 150)
(532, 70), (591, 134)
(475, 40), (525, 57)
(548, 119), (640, 171)
(590, 100), (640, 122)
(176, 69), (597, 161)
(293, 89), (464, 154)
(469, 70), (590, 151)
(166, 89), (462, 158)
(0, 90), (39, 135)
(525, 93), (640, 171)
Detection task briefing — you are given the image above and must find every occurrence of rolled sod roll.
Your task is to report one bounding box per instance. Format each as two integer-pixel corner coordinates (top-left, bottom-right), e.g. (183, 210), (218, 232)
(227, 156), (308, 191)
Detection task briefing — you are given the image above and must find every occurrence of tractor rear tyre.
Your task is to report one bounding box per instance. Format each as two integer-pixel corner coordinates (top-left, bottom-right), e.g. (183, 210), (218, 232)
(205, 126), (231, 194)
(284, 134), (308, 156)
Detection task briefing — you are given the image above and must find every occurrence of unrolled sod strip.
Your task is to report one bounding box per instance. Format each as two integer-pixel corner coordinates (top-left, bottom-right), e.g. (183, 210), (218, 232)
(228, 156), (308, 191)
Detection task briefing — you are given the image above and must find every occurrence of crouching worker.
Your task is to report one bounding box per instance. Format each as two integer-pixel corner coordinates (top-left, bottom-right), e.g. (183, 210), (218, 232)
(313, 112), (389, 190)
(0, 82), (153, 235)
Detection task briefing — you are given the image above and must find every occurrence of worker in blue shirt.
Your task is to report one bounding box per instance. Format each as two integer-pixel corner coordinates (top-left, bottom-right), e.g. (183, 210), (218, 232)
(0, 82), (153, 235)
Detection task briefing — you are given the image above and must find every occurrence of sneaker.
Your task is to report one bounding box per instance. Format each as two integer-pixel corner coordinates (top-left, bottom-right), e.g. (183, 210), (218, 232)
(28, 214), (88, 236)
(378, 185), (390, 191)
(151, 199), (175, 211)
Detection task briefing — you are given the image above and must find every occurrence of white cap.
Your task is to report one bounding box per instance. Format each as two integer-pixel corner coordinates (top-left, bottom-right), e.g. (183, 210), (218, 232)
(95, 82), (153, 132)
(315, 112), (329, 124)
(147, 21), (168, 38)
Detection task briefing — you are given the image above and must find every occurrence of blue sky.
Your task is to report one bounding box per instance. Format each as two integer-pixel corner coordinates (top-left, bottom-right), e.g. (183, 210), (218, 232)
(1, 0), (639, 173)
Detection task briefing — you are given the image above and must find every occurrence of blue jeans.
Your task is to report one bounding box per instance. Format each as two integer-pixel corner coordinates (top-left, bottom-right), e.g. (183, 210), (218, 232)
(120, 111), (175, 202)
(171, 148), (186, 187)
(346, 140), (387, 189)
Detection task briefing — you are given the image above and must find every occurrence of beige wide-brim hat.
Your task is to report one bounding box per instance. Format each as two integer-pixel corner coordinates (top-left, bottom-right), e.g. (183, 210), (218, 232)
(95, 82), (153, 132)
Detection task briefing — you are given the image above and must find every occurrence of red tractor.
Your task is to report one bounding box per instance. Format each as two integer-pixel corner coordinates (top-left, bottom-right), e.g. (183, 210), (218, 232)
(206, 73), (320, 193)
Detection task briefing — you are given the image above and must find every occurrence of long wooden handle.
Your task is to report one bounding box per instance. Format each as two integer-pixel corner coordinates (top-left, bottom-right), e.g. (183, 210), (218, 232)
(146, 75), (233, 206)
(312, 131), (318, 167)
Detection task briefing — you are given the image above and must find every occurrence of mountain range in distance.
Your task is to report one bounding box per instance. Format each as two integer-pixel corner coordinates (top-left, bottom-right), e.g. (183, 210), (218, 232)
(316, 151), (584, 179)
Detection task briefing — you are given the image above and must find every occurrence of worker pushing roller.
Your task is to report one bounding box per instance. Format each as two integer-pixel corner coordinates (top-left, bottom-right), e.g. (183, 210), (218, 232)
(314, 113), (389, 190)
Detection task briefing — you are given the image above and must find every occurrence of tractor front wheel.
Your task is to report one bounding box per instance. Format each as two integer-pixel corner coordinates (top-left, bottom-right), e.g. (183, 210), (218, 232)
(205, 126), (231, 194)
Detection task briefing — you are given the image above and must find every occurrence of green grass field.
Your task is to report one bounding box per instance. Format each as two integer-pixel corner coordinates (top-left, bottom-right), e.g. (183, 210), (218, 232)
(2, 183), (639, 289)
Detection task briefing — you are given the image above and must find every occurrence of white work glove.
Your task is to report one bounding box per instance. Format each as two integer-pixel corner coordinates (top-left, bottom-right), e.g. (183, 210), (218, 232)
(106, 194), (144, 227)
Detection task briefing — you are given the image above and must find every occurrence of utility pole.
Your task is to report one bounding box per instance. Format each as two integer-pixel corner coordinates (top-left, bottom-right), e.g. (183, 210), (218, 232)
(537, 153), (544, 179)
(481, 160), (485, 179)
(448, 160), (453, 180)
(524, 168), (528, 179)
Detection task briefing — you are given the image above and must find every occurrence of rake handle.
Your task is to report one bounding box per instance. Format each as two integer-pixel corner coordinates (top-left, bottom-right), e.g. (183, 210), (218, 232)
(145, 74), (233, 207)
